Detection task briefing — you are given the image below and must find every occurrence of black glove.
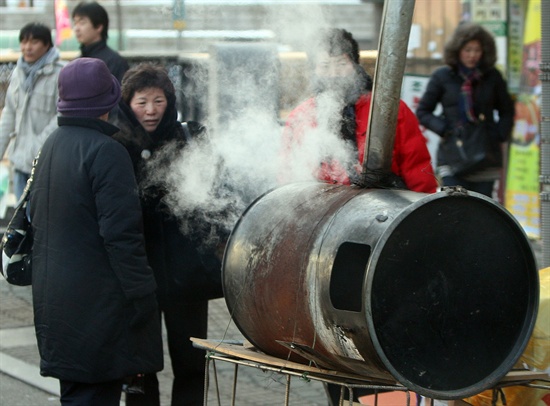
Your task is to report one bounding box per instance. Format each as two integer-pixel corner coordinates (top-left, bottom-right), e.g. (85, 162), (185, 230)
(130, 294), (158, 328)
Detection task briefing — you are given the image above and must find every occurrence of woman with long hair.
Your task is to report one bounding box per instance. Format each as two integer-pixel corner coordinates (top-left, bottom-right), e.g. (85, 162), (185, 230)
(416, 22), (514, 198)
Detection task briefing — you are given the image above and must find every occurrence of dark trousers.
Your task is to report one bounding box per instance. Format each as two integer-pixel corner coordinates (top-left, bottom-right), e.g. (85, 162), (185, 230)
(442, 175), (495, 198)
(126, 299), (208, 406)
(60, 379), (123, 406)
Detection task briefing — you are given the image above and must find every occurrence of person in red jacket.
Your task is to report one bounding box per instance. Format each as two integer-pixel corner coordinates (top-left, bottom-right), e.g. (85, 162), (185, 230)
(283, 28), (437, 194)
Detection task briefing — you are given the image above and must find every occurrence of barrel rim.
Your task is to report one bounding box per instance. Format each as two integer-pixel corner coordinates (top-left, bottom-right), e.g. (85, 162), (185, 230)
(364, 189), (540, 399)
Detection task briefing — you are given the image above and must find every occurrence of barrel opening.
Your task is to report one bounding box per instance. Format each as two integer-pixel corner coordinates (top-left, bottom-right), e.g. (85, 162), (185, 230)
(330, 242), (371, 312)
(370, 197), (538, 396)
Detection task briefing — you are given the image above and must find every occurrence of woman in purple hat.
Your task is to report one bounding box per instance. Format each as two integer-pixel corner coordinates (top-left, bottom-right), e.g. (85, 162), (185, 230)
(29, 57), (163, 406)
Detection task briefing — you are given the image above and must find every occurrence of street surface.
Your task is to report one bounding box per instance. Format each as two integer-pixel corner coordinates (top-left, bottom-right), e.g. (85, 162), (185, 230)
(0, 240), (543, 405)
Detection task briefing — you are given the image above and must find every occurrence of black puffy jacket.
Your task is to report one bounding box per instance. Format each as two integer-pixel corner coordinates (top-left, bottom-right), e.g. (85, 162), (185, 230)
(30, 116), (163, 383)
(416, 65), (514, 141)
(113, 102), (224, 304)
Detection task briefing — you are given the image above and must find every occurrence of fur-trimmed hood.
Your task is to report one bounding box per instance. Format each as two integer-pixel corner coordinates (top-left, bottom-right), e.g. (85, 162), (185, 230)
(443, 23), (497, 72)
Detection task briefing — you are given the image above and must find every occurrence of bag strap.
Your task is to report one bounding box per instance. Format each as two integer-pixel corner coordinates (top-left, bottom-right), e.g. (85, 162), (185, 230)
(181, 122), (192, 143)
(0, 151), (40, 254)
(18, 150), (41, 205)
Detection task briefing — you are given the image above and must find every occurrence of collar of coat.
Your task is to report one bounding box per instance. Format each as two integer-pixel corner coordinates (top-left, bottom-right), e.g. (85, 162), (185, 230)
(80, 40), (107, 56)
(58, 116), (120, 136)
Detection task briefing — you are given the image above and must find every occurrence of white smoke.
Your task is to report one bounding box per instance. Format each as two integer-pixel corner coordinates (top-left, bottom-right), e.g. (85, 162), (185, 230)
(158, 4), (358, 234)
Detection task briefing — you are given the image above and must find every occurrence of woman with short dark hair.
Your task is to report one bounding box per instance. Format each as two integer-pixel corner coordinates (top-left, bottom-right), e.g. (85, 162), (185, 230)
(113, 63), (223, 406)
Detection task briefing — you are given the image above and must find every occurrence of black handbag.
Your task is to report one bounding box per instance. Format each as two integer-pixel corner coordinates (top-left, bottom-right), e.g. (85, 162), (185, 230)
(0, 152), (39, 286)
(438, 115), (503, 176)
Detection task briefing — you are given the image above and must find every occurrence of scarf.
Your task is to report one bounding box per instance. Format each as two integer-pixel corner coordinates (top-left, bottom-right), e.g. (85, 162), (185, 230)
(458, 64), (482, 124)
(17, 46), (60, 93)
(340, 104), (356, 143)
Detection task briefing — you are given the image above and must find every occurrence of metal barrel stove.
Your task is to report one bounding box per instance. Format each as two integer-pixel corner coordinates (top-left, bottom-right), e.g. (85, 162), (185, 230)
(222, 182), (539, 399)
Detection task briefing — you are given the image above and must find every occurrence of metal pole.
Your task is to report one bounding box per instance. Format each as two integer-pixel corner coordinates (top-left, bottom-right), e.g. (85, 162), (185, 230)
(361, 0), (416, 176)
(116, 0), (123, 51)
(540, 0), (550, 267)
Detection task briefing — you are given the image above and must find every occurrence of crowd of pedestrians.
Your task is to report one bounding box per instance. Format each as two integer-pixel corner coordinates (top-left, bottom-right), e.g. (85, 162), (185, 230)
(0, 2), (516, 405)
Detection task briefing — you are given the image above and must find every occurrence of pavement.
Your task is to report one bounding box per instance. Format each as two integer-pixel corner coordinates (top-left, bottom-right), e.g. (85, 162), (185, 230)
(0, 240), (544, 406)
(0, 285), (330, 406)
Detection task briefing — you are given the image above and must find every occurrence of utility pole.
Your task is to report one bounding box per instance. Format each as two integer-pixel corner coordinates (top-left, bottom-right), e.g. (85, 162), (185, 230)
(541, 0), (549, 267)
(116, 0), (123, 51)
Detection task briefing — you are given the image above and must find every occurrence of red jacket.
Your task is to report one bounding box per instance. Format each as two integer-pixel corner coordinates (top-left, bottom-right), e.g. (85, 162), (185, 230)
(284, 93), (437, 193)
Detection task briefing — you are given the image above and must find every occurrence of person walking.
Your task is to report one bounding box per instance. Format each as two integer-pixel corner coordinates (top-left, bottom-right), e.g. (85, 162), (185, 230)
(29, 58), (163, 406)
(283, 28), (437, 194)
(0, 22), (64, 200)
(416, 22), (514, 198)
(113, 63), (224, 406)
(72, 1), (129, 83)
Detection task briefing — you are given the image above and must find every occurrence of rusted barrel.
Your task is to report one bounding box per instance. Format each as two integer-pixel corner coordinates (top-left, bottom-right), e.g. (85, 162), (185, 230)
(222, 182), (539, 400)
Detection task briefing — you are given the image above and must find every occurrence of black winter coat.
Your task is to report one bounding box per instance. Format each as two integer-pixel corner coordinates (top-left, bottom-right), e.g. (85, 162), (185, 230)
(113, 103), (223, 305)
(30, 116), (163, 383)
(416, 65), (514, 168)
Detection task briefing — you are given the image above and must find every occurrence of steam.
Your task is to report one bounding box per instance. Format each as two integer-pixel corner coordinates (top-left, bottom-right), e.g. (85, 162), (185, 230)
(152, 4), (359, 235)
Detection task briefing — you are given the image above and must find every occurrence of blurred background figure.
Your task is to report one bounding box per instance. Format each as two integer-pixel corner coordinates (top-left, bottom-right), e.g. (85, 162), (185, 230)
(113, 63), (224, 406)
(283, 28), (437, 194)
(0, 22), (63, 200)
(416, 22), (514, 198)
(72, 1), (129, 83)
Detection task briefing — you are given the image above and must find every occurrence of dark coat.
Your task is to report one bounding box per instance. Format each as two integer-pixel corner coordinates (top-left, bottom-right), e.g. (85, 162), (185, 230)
(30, 116), (163, 383)
(113, 103), (223, 305)
(80, 40), (129, 83)
(416, 65), (514, 168)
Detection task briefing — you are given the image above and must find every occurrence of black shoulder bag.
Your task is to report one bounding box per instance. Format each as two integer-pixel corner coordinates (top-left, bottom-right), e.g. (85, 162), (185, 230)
(438, 113), (503, 176)
(0, 152), (40, 286)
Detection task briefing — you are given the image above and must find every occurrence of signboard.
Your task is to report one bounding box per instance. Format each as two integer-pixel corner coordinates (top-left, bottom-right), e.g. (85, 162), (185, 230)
(504, 0), (541, 239)
(173, 0), (186, 31)
(470, 0), (508, 72)
(54, 0), (72, 45)
(401, 75), (441, 170)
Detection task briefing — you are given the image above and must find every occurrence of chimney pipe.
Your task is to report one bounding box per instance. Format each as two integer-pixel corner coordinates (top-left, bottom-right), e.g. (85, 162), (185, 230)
(361, 0), (416, 182)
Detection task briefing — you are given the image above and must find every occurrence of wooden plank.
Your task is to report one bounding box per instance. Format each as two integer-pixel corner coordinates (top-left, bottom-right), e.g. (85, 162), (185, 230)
(498, 369), (550, 382)
(191, 338), (398, 385)
(192, 338), (550, 403)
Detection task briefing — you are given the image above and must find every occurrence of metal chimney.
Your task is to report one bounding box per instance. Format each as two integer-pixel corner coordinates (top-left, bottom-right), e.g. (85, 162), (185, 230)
(361, 0), (416, 183)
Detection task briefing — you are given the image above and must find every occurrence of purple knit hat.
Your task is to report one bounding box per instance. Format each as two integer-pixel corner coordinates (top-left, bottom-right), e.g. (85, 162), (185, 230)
(57, 58), (121, 117)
